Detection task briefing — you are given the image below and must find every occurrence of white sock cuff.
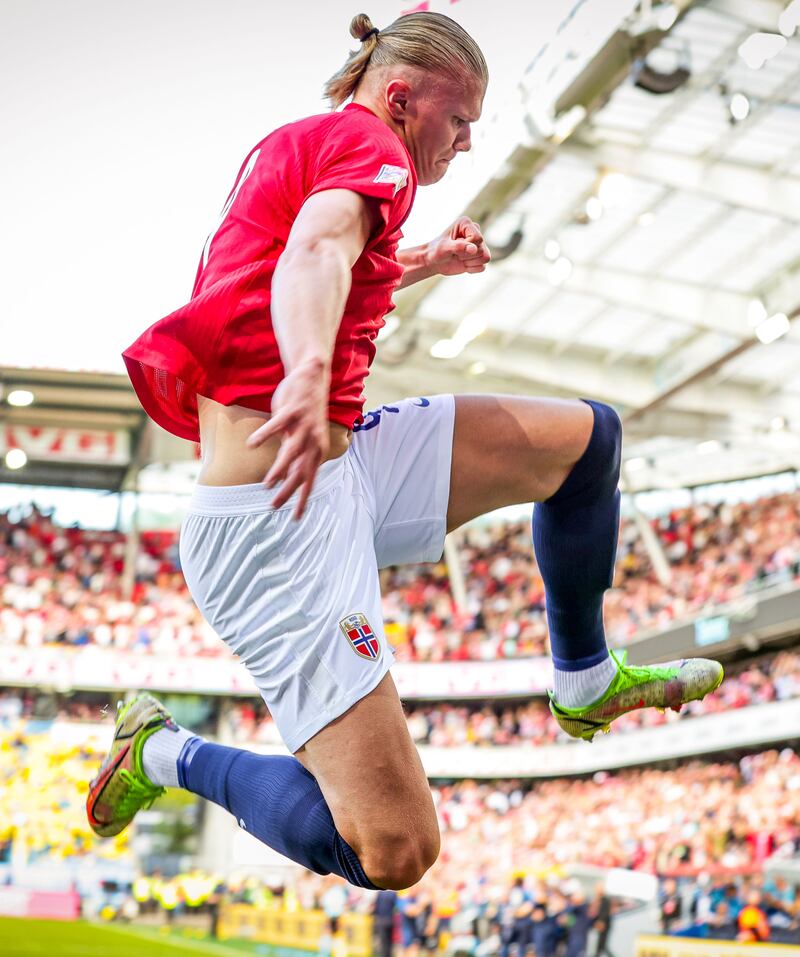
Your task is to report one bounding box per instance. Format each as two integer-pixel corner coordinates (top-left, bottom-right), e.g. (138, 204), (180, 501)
(142, 725), (198, 789)
(553, 654), (616, 709)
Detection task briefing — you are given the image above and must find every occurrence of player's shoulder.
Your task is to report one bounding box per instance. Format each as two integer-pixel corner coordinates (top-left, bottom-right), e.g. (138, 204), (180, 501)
(327, 105), (405, 150)
(254, 110), (338, 152)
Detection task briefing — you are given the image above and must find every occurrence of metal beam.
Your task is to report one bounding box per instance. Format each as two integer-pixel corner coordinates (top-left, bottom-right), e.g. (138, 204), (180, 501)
(706, 0), (787, 29)
(500, 258), (755, 339)
(1, 406), (142, 430)
(380, 325), (800, 423)
(561, 142), (800, 221)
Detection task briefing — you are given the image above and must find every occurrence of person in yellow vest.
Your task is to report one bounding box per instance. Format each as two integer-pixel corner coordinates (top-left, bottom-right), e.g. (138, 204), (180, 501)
(156, 876), (181, 925)
(737, 891), (770, 943)
(132, 875), (152, 912)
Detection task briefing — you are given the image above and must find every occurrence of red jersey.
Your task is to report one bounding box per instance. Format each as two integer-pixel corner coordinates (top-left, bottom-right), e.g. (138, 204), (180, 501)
(122, 104), (417, 442)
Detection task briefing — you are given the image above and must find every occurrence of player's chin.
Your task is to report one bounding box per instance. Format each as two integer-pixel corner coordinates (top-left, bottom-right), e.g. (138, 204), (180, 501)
(421, 162), (450, 186)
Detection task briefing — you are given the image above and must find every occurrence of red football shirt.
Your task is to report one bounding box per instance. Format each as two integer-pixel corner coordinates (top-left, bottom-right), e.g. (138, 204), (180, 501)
(122, 104), (417, 442)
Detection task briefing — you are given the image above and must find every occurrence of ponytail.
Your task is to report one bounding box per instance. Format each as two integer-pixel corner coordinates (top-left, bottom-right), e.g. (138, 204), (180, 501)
(323, 11), (487, 109)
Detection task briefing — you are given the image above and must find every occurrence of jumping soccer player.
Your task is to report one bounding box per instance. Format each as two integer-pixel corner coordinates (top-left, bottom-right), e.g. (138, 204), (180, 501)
(88, 12), (723, 890)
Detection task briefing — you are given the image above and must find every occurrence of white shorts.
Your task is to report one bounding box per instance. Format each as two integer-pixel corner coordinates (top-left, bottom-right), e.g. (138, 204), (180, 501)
(179, 394), (455, 752)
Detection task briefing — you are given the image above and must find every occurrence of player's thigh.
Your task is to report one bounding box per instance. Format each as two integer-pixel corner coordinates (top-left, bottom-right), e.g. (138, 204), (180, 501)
(447, 394), (594, 532)
(295, 672), (439, 888)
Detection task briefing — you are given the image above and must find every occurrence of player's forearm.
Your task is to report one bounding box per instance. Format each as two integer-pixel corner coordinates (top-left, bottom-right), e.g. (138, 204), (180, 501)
(396, 243), (437, 289)
(271, 239), (352, 374)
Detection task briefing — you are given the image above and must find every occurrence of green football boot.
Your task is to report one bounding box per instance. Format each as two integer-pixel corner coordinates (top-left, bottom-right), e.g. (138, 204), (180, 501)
(86, 693), (173, 837)
(549, 650), (724, 742)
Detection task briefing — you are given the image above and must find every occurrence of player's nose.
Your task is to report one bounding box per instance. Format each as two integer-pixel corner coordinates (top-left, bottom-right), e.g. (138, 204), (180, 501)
(455, 127), (472, 153)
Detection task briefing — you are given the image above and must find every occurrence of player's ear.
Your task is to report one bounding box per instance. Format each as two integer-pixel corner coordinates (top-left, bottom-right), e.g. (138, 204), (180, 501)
(385, 78), (411, 121)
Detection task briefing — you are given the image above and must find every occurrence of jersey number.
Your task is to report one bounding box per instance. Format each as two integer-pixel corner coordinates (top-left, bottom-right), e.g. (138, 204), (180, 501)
(200, 148), (262, 270)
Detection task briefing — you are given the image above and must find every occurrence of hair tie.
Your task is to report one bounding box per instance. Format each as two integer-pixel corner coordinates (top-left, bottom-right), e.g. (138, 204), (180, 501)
(360, 27), (379, 42)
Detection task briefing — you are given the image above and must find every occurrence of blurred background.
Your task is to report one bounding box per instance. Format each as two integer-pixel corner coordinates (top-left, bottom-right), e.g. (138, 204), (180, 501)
(2, 0), (800, 955)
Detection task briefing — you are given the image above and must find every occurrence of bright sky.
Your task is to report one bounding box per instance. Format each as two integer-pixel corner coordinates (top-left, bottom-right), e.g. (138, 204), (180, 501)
(2, 0), (573, 374)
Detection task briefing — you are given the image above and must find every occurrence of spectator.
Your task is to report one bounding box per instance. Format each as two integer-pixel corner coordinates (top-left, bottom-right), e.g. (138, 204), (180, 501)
(564, 885), (592, 957)
(590, 882), (615, 957)
(659, 879), (683, 935)
(5, 490), (800, 663)
(737, 890), (770, 943)
(373, 889), (398, 957)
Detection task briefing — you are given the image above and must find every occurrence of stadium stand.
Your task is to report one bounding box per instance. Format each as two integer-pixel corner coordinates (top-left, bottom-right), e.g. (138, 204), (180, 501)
(4, 491), (800, 662)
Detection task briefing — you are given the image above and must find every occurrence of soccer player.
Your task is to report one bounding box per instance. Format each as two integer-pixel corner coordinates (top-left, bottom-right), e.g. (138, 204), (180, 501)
(87, 11), (723, 890)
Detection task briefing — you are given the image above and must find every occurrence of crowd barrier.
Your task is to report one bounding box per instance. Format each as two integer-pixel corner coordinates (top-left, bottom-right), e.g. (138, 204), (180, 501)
(0, 646), (552, 698)
(217, 904), (373, 956)
(31, 696), (800, 779)
(635, 935), (800, 956)
(0, 886), (81, 920)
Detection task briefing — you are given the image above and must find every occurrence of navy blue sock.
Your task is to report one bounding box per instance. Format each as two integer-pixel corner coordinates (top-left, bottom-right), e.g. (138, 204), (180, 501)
(532, 400), (622, 671)
(177, 738), (377, 889)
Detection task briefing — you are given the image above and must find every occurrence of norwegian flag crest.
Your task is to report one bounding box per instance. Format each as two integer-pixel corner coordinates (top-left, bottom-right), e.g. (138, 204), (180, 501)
(339, 613), (380, 661)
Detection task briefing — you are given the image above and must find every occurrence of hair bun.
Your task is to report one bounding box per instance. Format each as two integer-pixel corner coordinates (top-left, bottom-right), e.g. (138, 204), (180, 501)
(349, 13), (375, 41)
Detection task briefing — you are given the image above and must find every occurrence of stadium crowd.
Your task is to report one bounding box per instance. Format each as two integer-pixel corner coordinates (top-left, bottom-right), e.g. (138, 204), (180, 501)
(0, 720), (127, 865)
(2, 645), (797, 749)
(3, 490), (800, 662)
(2, 705), (798, 948)
(3, 712), (798, 889)
(75, 866), (800, 951)
(221, 647), (799, 747)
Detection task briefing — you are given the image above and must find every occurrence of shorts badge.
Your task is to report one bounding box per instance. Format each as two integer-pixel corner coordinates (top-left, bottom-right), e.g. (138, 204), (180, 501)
(339, 613), (380, 661)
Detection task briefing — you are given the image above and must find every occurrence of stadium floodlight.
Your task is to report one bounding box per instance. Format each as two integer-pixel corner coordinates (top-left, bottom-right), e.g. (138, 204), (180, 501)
(654, 2), (679, 31)
(468, 361), (486, 376)
(598, 172), (631, 207)
(747, 299), (767, 327)
(779, 0), (800, 37)
(755, 312), (790, 344)
(4, 448), (27, 470)
(738, 33), (786, 70)
(585, 196), (604, 221)
(548, 256), (573, 286)
(633, 44), (691, 95)
(430, 338), (463, 359)
(544, 239), (561, 262)
(7, 389), (34, 407)
(626, 1), (679, 36)
(729, 92), (750, 122)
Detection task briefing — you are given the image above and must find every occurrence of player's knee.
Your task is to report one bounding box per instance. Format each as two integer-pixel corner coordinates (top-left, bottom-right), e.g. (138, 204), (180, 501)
(361, 828), (440, 890)
(587, 400), (622, 483)
(552, 400), (621, 504)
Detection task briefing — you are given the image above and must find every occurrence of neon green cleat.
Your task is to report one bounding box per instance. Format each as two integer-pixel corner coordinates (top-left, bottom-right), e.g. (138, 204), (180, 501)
(548, 650), (724, 742)
(86, 693), (174, 837)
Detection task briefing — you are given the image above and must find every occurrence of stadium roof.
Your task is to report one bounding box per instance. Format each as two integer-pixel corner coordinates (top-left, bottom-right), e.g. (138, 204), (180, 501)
(3, 0), (800, 495)
(375, 0), (800, 492)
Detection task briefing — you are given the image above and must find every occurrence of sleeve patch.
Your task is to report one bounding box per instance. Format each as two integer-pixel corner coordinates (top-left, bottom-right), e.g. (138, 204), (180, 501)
(373, 164), (409, 196)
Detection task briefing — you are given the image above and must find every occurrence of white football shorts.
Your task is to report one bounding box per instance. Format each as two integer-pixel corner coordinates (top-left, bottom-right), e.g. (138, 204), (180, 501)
(179, 394), (455, 752)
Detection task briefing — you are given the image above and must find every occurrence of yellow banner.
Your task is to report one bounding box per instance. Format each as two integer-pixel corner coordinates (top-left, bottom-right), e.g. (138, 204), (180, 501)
(636, 934), (800, 956)
(218, 904), (373, 957)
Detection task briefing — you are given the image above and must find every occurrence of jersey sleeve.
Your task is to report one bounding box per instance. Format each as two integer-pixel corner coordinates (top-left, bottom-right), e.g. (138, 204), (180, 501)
(308, 114), (413, 234)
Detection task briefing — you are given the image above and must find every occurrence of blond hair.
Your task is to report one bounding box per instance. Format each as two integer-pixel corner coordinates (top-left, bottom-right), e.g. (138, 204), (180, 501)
(324, 11), (488, 109)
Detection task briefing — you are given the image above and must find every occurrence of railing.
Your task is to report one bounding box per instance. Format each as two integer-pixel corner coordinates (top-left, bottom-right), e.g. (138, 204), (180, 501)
(216, 905), (373, 957)
(635, 934), (800, 956)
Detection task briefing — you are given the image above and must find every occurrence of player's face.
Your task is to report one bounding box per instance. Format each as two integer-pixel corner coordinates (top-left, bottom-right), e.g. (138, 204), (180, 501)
(405, 76), (484, 186)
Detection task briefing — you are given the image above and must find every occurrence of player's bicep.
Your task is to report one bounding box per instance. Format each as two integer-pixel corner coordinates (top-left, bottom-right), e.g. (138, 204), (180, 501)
(285, 189), (382, 270)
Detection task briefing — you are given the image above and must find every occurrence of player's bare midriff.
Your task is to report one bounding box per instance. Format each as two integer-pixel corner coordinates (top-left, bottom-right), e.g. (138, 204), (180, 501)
(196, 394), (353, 486)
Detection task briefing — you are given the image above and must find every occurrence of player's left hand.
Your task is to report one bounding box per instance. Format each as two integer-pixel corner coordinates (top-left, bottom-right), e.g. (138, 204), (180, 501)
(426, 216), (491, 276)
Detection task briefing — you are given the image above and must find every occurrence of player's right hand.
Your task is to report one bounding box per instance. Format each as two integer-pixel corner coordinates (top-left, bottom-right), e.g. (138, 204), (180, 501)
(245, 358), (330, 520)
